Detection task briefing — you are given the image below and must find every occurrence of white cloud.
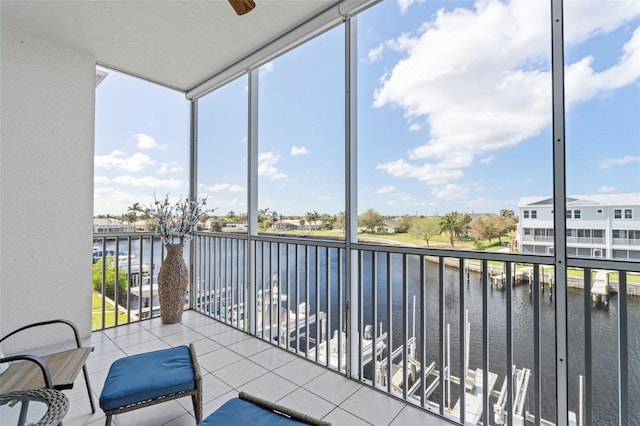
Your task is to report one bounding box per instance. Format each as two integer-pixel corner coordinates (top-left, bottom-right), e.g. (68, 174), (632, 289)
(368, 44), (385, 63)
(377, 185), (396, 194)
(110, 175), (183, 188)
(94, 175), (110, 185)
(480, 155), (495, 164)
(260, 62), (274, 77)
(95, 151), (155, 172)
(598, 185), (616, 193)
(94, 187), (147, 215)
(431, 184), (469, 200)
(158, 162), (183, 174)
(409, 123), (422, 132)
(377, 159), (464, 185)
(134, 133), (157, 149)
(397, 0), (425, 15)
(291, 145), (309, 156)
(373, 0), (640, 188)
(258, 152), (287, 180)
(205, 183), (245, 192)
(598, 155), (640, 169)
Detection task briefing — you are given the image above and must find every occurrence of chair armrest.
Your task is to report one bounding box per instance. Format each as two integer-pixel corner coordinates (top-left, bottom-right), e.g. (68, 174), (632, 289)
(0, 354), (54, 388)
(0, 319), (83, 349)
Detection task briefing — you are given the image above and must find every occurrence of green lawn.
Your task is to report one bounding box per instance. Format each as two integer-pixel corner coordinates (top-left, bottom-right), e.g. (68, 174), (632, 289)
(92, 292), (130, 330)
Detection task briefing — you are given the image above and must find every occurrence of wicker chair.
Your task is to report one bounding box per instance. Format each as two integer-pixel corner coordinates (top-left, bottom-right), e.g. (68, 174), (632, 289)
(0, 319), (95, 413)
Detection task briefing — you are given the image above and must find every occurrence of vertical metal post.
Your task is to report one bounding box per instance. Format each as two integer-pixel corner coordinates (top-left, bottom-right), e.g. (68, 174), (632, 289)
(420, 255), (426, 407)
(286, 244), (291, 350)
(618, 272), (628, 425)
(551, 1), (569, 423)
(345, 16), (359, 379)
(316, 246), (321, 363)
(534, 264), (542, 426)
(482, 259), (490, 425)
(506, 262), (513, 426)
(458, 258), (466, 423)
(247, 71), (259, 335)
(358, 251), (364, 380)
(402, 254), (408, 400)
(189, 99), (198, 310)
(386, 252), (393, 393)
(372, 251), (378, 386)
(325, 246), (331, 366)
(439, 257), (446, 416)
(583, 269), (592, 426)
(305, 245), (310, 355)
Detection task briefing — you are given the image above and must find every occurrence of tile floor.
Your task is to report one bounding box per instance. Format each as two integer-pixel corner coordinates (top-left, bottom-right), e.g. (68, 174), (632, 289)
(57, 311), (454, 425)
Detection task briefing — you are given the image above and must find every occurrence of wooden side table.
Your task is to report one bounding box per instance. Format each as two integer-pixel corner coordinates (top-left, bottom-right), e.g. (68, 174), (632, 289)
(0, 388), (69, 426)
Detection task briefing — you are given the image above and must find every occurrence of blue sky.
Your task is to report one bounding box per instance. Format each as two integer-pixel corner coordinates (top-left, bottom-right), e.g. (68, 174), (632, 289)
(94, 0), (640, 217)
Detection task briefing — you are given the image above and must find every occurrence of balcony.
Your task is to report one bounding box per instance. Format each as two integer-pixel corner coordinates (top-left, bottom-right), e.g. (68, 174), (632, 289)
(61, 310), (447, 426)
(86, 232), (640, 426)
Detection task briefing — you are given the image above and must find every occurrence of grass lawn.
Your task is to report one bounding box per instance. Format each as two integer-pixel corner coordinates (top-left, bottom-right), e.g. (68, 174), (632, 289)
(92, 292), (130, 330)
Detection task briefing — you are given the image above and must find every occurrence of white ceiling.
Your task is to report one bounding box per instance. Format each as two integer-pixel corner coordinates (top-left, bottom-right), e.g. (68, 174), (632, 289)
(1, 0), (344, 93)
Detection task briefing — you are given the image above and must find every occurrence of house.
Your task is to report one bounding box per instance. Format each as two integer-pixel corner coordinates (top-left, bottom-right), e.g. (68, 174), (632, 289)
(518, 194), (640, 260)
(377, 219), (401, 234)
(93, 218), (134, 234)
(274, 220), (301, 231)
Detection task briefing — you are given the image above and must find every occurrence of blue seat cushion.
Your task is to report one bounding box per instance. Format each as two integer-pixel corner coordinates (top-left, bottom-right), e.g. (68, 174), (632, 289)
(199, 398), (308, 425)
(99, 345), (195, 411)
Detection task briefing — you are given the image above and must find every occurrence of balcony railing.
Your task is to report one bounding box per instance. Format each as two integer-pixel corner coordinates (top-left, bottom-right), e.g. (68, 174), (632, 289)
(612, 238), (640, 246)
(92, 232), (639, 426)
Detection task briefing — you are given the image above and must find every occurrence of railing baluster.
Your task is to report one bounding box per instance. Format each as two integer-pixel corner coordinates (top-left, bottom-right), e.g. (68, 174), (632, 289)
(459, 257), (465, 424)
(420, 254), (426, 408)
(386, 252), (393, 394)
(482, 259), (489, 425)
(583, 267), (592, 426)
(372, 250), (378, 387)
(315, 246), (321, 363)
(618, 270), (628, 426)
(506, 261), (513, 426)
(325, 246), (331, 368)
(534, 264), (541, 426)
(402, 253), (408, 401)
(439, 257), (445, 416)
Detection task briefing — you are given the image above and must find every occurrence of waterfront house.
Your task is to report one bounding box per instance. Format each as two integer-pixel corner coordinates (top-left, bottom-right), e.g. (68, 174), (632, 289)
(518, 194), (640, 260)
(93, 218), (135, 234)
(1, 2), (637, 426)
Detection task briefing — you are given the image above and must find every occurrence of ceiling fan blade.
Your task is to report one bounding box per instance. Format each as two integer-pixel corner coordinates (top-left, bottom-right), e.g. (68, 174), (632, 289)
(228, 0), (256, 15)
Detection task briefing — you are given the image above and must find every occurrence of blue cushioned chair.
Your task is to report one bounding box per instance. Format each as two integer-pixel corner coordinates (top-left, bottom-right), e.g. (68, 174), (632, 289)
(99, 344), (202, 425)
(199, 392), (331, 426)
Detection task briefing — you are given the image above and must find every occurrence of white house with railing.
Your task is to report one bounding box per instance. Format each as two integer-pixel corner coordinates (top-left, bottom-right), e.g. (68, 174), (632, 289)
(518, 193), (640, 260)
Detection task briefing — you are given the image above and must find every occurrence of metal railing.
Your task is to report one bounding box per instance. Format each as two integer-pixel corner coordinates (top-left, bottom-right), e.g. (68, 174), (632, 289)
(92, 233), (167, 329)
(93, 231), (638, 425)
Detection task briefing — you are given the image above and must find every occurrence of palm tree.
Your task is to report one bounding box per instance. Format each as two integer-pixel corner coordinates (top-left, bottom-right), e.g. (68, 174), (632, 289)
(127, 202), (144, 229)
(439, 212), (466, 247)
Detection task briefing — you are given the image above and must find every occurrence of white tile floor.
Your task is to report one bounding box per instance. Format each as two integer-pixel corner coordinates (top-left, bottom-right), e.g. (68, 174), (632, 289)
(60, 310), (454, 425)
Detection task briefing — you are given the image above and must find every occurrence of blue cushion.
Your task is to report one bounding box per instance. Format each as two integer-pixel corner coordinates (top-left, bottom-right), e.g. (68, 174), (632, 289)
(199, 398), (309, 425)
(99, 346), (195, 411)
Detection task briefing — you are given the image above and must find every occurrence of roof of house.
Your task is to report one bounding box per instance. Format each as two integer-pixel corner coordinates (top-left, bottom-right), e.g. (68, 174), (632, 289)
(518, 193), (640, 208)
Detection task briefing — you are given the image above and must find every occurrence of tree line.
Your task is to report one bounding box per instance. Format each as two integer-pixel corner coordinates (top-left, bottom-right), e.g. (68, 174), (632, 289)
(97, 204), (518, 248)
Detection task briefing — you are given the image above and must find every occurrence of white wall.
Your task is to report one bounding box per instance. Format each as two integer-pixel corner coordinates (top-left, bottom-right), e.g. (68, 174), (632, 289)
(0, 24), (95, 351)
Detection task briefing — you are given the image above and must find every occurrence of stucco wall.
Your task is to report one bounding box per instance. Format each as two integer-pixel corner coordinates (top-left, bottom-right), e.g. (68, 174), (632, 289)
(0, 24), (95, 351)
